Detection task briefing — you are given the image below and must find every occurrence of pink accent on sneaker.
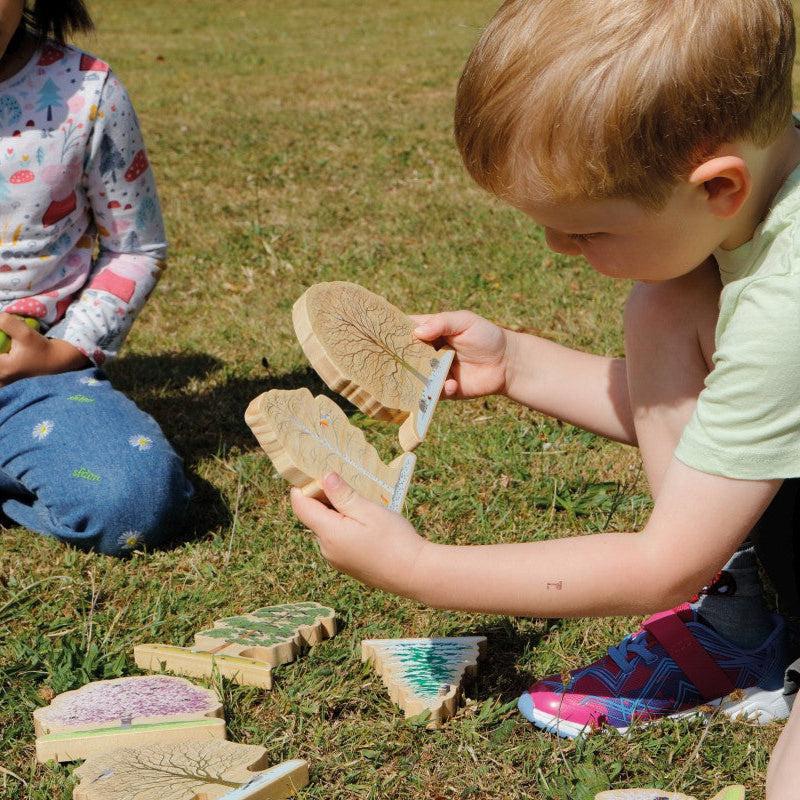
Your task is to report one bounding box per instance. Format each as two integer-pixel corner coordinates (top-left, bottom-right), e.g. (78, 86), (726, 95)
(643, 605), (736, 701)
(522, 690), (596, 727)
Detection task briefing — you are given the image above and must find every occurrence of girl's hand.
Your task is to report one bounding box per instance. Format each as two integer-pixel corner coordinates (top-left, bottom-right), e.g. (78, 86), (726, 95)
(0, 313), (89, 386)
(411, 310), (513, 399)
(291, 473), (428, 598)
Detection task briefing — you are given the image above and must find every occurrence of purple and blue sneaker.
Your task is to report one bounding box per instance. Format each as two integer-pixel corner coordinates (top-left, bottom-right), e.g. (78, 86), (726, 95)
(518, 604), (791, 738)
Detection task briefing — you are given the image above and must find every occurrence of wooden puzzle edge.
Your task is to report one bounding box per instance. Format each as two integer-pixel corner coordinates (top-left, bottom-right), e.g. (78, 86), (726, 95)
(217, 758), (311, 800)
(133, 643), (274, 689)
(36, 716), (227, 764)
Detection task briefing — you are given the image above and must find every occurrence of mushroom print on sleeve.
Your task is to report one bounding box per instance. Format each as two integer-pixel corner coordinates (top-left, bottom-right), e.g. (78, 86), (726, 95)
(0, 43), (167, 365)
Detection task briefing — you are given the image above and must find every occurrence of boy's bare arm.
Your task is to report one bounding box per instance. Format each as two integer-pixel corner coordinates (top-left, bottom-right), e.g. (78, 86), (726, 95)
(412, 312), (635, 446)
(292, 461), (781, 619)
(504, 329), (635, 445)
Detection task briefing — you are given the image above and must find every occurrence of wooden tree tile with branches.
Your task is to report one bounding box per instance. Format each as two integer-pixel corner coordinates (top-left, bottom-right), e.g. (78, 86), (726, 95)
(134, 602), (337, 690)
(73, 740), (309, 800)
(293, 281), (454, 451)
(245, 388), (416, 511)
(33, 676), (225, 763)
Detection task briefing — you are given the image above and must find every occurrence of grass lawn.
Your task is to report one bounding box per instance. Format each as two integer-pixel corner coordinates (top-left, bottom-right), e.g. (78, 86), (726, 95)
(1, 1), (796, 797)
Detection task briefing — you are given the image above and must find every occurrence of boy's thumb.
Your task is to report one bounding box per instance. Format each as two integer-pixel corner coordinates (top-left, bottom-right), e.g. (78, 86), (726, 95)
(322, 473), (370, 521)
(413, 310), (473, 340)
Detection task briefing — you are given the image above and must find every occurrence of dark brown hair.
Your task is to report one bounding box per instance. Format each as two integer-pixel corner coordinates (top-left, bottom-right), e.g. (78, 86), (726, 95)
(24, 0), (94, 44)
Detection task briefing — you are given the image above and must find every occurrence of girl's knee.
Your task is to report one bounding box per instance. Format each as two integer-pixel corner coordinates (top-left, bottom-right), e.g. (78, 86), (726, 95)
(94, 455), (193, 556)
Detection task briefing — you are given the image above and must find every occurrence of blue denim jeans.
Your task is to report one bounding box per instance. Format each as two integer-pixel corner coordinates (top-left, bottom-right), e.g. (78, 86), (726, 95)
(0, 367), (193, 555)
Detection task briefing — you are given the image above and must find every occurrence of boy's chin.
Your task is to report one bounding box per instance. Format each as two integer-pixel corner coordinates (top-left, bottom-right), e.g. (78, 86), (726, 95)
(588, 261), (633, 279)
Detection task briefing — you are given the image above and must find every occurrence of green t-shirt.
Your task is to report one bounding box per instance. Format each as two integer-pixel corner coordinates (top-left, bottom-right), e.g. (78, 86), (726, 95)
(675, 164), (800, 479)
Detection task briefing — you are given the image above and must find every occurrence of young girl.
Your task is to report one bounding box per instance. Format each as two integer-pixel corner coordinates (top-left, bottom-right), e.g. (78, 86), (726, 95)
(0, 1), (192, 555)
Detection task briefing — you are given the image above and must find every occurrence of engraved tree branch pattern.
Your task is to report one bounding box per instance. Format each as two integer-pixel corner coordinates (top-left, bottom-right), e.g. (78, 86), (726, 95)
(262, 388), (404, 504)
(308, 284), (439, 410)
(73, 740), (271, 800)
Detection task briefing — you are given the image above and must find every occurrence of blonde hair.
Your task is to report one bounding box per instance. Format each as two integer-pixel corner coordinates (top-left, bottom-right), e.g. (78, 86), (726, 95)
(455, 0), (795, 208)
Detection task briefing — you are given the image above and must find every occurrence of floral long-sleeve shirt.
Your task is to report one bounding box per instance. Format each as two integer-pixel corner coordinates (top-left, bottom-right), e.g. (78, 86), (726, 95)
(0, 42), (166, 365)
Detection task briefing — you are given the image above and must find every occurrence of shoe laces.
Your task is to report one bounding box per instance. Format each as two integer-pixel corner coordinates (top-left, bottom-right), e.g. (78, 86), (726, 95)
(608, 631), (657, 673)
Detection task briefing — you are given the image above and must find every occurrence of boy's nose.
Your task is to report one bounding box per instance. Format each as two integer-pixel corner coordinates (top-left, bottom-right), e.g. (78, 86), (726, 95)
(544, 227), (581, 256)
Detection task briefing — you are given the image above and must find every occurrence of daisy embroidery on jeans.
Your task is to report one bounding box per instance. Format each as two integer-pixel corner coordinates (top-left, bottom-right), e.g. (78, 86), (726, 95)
(32, 420), (54, 440)
(118, 530), (143, 551)
(129, 434), (153, 451)
(79, 376), (101, 386)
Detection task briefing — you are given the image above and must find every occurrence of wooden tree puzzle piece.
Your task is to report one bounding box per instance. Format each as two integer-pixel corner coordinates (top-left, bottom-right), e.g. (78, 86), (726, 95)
(361, 636), (487, 726)
(595, 788), (744, 800)
(73, 740), (309, 800)
(293, 281), (454, 451)
(245, 388), (415, 511)
(33, 675), (225, 763)
(135, 602), (337, 689)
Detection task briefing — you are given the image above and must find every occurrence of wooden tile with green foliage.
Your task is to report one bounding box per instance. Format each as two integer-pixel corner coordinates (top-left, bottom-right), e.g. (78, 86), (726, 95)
(2, 1), (795, 798)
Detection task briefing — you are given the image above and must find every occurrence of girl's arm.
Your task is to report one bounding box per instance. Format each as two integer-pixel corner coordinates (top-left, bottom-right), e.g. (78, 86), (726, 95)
(292, 459), (780, 618)
(48, 69), (167, 365)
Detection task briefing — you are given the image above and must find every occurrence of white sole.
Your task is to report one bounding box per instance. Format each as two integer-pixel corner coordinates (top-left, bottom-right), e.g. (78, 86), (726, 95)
(521, 685), (795, 740)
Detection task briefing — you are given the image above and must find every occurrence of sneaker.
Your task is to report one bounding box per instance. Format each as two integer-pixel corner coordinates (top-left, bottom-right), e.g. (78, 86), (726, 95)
(518, 604), (791, 739)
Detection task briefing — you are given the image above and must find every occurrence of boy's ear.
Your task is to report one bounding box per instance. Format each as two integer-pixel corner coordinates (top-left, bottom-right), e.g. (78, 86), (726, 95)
(688, 156), (751, 219)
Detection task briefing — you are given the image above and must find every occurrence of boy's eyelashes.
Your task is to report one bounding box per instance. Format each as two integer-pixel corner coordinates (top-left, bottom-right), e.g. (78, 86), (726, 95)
(567, 232), (604, 242)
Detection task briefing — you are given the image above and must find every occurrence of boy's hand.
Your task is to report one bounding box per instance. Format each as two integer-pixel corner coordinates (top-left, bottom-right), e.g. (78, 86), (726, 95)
(291, 472), (428, 597)
(411, 310), (512, 399)
(0, 313), (89, 386)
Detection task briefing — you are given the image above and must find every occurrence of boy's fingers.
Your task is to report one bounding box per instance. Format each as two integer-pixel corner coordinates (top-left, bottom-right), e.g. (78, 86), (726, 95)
(322, 472), (372, 523)
(290, 487), (343, 535)
(413, 310), (474, 340)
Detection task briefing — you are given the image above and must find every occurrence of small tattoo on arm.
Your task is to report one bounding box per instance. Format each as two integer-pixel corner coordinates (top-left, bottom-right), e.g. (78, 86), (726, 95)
(547, 580), (563, 591)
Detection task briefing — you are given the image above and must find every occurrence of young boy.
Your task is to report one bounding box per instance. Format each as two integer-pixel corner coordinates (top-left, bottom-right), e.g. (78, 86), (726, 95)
(291, 1), (800, 795)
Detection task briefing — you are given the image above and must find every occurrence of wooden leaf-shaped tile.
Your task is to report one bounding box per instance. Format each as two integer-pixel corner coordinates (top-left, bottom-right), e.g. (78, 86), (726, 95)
(245, 388), (415, 511)
(73, 740), (309, 800)
(34, 676), (224, 763)
(362, 637), (486, 726)
(293, 281), (453, 450)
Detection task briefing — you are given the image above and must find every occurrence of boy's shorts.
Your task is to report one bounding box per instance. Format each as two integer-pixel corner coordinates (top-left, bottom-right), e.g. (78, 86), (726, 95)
(753, 479), (800, 621)
(786, 656), (800, 694)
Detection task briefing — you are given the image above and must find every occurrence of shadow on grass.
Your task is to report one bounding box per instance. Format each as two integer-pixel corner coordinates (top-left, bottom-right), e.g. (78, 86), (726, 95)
(106, 352), (357, 544)
(470, 619), (567, 702)
(107, 352), (354, 463)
